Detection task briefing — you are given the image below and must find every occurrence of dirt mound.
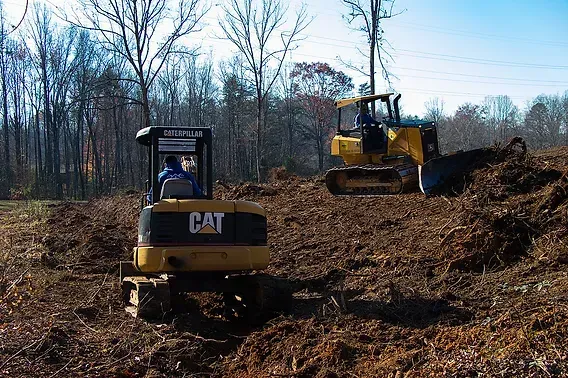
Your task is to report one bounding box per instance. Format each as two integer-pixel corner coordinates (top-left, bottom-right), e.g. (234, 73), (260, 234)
(269, 166), (295, 182)
(533, 145), (568, 171)
(440, 139), (568, 272)
(3, 144), (568, 377)
(225, 318), (358, 377)
(215, 176), (315, 201)
(214, 181), (279, 200)
(468, 138), (562, 200)
(41, 194), (140, 273)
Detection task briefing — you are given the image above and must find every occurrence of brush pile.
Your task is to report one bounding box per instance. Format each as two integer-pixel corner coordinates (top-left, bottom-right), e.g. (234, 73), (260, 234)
(439, 138), (568, 272)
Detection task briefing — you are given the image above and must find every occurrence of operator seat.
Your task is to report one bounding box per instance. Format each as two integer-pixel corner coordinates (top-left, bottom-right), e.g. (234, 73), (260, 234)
(362, 124), (387, 154)
(160, 178), (194, 199)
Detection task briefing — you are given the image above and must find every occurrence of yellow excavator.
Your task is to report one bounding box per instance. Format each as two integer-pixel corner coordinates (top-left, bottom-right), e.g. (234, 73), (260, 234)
(326, 93), (483, 195)
(120, 126), (288, 319)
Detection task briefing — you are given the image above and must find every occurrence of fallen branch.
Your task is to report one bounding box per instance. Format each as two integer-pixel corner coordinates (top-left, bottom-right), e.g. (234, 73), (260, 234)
(179, 332), (228, 343)
(1, 268), (29, 300)
(85, 353), (131, 373)
(48, 358), (74, 378)
(439, 226), (468, 247)
(438, 216), (456, 239)
(73, 310), (98, 333)
(0, 335), (43, 370)
(55, 262), (97, 269)
(84, 273), (109, 306)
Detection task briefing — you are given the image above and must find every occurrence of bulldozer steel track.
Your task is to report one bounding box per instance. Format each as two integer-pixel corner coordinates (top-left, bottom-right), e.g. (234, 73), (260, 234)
(325, 163), (418, 196)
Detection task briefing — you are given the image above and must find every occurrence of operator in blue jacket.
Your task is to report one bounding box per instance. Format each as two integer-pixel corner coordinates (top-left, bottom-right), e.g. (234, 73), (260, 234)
(148, 155), (202, 202)
(354, 103), (381, 128)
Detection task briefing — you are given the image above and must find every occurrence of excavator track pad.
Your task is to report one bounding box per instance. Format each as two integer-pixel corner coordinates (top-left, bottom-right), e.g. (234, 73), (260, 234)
(121, 273), (293, 321)
(122, 276), (171, 318)
(222, 274), (292, 322)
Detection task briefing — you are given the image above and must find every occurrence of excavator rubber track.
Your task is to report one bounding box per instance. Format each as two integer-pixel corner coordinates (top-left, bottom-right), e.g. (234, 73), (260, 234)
(325, 163), (418, 195)
(122, 276), (171, 318)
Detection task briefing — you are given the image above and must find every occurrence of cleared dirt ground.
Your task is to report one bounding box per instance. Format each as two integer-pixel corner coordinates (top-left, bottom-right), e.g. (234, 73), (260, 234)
(1, 144), (568, 377)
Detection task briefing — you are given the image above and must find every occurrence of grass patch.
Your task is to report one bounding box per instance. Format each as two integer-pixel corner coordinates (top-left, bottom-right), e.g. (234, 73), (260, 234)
(0, 201), (20, 211)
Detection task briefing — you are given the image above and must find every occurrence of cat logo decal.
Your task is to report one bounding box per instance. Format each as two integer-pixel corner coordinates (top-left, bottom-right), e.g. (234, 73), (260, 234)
(189, 212), (225, 234)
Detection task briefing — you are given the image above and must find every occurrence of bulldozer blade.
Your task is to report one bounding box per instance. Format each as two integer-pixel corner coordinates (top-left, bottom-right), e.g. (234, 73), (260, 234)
(419, 148), (485, 195)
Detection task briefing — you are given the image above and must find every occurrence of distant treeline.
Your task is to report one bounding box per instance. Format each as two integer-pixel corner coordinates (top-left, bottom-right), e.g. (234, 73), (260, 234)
(424, 94), (568, 155)
(0, 3), (566, 200)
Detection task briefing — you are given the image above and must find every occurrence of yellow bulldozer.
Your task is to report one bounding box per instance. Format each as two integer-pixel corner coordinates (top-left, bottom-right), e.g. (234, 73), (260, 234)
(120, 126), (288, 319)
(326, 93), (483, 195)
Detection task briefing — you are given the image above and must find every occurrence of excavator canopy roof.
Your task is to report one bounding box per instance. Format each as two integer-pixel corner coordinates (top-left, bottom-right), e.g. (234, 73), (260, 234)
(135, 126), (213, 202)
(335, 93), (394, 109)
(136, 126), (212, 146)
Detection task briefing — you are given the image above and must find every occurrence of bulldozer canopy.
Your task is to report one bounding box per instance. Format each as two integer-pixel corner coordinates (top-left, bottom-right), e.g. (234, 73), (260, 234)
(335, 93), (394, 109)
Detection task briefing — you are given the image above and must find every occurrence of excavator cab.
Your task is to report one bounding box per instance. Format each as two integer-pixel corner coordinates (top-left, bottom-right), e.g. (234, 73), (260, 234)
(120, 126), (286, 319)
(137, 127), (212, 204)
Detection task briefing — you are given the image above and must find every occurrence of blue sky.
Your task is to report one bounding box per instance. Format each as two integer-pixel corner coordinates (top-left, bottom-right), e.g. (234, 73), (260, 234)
(4, 0), (568, 116)
(288, 0), (568, 116)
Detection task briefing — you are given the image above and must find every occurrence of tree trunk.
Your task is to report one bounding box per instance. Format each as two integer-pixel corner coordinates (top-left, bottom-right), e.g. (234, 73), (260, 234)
(1, 58), (10, 189)
(63, 121), (71, 197)
(35, 110), (43, 196)
(369, 0), (378, 118)
(141, 81), (151, 129)
(43, 71), (53, 195)
(317, 137), (324, 171)
(113, 103), (121, 189)
(288, 98), (294, 159)
(256, 97), (262, 182)
(52, 104), (62, 199)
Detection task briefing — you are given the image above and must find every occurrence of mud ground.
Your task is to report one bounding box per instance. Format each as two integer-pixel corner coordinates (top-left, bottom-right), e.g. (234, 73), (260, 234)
(1, 145), (568, 377)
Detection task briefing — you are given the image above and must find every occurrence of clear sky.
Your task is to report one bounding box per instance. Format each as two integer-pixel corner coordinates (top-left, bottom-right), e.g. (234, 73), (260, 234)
(3, 0), (568, 116)
(284, 0), (568, 116)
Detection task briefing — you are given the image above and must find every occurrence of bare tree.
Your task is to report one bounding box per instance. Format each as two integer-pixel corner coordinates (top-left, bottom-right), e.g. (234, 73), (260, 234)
(278, 63), (299, 162)
(424, 97), (449, 152)
(523, 94), (565, 149)
(65, 0), (208, 128)
(482, 95), (518, 144)
(28, 4), (57, 195)
(218, 0), (310, 181)
(68, 30), (101, 198)
(341, 0), (401, 117)
(182, 53), (216, 129)
(8, 40), (29, 171)
(524, 102), (549, 149)
(443, 104), (486, 152)
(0, 5), (11, 192)
(153, 54), (184, 126)
(424, 97), (445, 123)
(217, 55), (256, 181)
